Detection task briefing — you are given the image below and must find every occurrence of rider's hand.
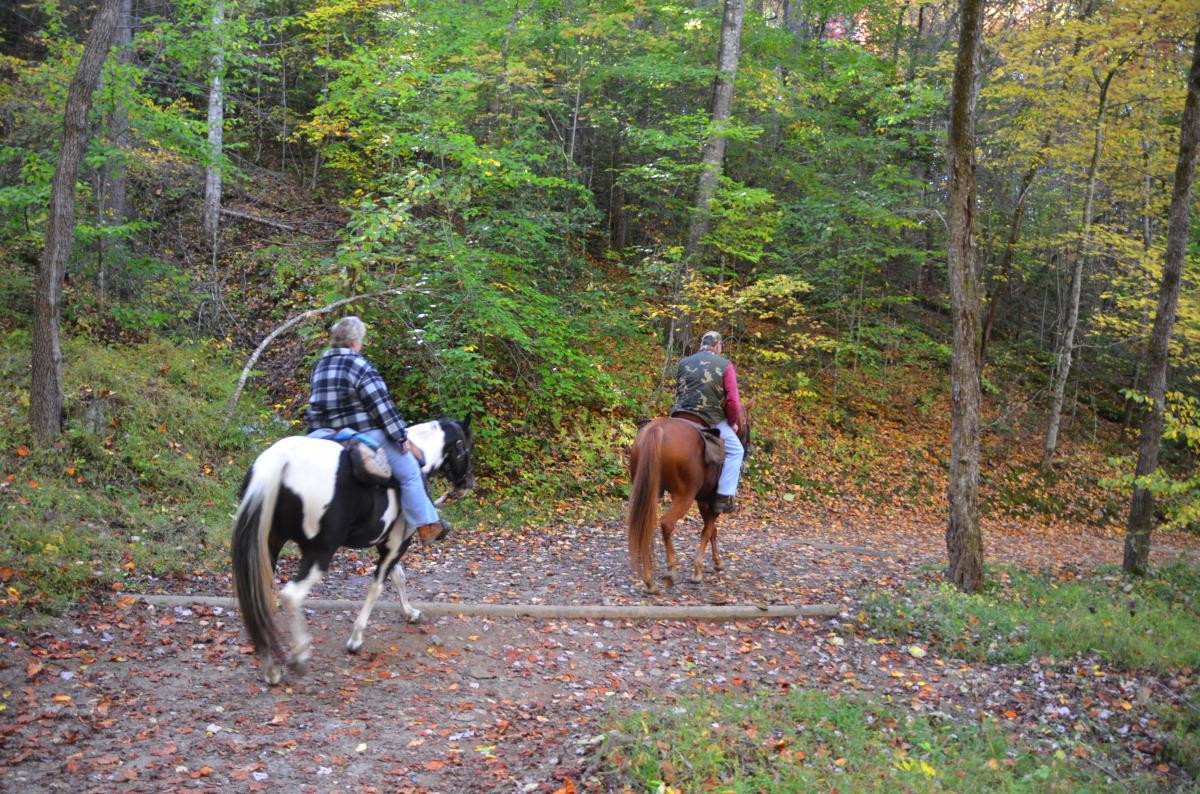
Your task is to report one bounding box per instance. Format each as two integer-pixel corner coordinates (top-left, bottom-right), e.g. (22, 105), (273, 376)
(400, 440), (411, 455)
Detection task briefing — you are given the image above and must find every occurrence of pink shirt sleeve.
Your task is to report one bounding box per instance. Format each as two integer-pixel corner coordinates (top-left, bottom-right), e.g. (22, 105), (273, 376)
(723, 364), (742, 426)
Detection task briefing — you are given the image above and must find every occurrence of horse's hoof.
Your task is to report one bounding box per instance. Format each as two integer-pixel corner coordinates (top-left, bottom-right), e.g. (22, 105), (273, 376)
(405, 609), (424, 624)
(713, 562), (724, 572)
(262, 662), (284, 686)
(662, 573), (675, 588)
(690, 572), (703, 584)
(287, 644), (312, 673)
(346, 637), (363, 654)
(644, 583), (659, 595)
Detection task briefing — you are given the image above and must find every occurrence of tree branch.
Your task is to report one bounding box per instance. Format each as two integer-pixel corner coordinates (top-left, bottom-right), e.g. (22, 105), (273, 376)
(219, 207), (297, 232)
(224, 288), (412, 421)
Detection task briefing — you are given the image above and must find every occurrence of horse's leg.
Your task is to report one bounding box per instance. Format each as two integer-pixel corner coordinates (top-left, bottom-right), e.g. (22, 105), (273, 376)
(268, 529), (286, 573)
(347, 530), (410, 652)
(693, 504), (720, 583)
(279, 551), (329, 672)
(658, 495), (693, 588)
(388, 562), (422, 624)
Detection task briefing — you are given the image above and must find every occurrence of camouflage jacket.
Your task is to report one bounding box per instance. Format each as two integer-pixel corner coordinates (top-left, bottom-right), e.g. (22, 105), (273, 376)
(671, 351), (732, 427)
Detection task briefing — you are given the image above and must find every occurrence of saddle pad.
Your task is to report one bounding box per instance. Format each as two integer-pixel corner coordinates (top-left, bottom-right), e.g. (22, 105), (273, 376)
(332, 430), (393, 486)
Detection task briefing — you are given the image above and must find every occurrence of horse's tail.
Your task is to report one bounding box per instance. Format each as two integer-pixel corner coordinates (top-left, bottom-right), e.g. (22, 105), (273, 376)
(231, 447), (286, 662)
(627, 422), (663, 581)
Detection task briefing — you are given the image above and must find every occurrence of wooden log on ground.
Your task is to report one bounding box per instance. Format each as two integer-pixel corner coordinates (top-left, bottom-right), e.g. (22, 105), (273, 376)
(135, 593), (841, 621)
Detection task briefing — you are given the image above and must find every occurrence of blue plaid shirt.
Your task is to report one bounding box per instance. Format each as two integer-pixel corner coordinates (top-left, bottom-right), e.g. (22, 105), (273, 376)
(305, 347), (407, 444)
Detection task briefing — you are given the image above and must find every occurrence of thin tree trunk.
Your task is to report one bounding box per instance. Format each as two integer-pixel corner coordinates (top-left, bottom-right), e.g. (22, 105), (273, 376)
(980, 131), (1050, 364)
(202, 0), (225, 247)
(609, 130), (627, 251)
(676, 0), (745, 353)
(1141, 138), (1153, 250)
(98, 0), (132, 307)
(1124, 29), (1200, 575)
(486, 2), (530, 142)
(31, 0), (121, 444)
(1042, 66), (1119, 469)
(944, 0), (985, 594)
(907, 5), (926, 81)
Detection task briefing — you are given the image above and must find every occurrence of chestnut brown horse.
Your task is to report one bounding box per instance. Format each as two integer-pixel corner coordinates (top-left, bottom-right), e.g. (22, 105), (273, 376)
(627, 403), (751, 593)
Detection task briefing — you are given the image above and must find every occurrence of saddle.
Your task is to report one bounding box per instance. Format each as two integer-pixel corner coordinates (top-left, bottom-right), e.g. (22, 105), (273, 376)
(669, 412), (725, 469)
(331, 429), (393, 488)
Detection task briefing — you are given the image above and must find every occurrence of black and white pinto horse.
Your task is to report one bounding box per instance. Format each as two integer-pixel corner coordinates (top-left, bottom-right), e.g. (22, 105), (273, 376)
(231, 418), (474, 684)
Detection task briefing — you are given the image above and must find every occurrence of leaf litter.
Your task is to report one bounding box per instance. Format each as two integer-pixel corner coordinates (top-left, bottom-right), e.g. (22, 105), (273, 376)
(0, 497), (1196, 791)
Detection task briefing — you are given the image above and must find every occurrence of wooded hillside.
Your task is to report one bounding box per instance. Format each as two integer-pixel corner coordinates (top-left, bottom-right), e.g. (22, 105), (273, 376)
(1, 0), (1198, 593)
(3, 2), (1200, 791)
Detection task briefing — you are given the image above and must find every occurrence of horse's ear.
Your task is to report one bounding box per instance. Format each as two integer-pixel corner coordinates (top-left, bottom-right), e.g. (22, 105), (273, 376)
(743, 397), (755, 410)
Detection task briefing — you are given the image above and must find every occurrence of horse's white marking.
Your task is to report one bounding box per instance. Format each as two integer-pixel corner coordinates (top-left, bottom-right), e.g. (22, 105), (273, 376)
(271, 437), (341, 539)
(405, 420), (446, 475)
(347, 519), (408, 652)
(280, 563), (324, 666)
(389, 562), (421, 623)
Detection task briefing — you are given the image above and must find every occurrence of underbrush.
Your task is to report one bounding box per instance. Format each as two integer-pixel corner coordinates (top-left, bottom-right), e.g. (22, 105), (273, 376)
(602, 688), (1151, 792)
(0, 332), (270, 624)
(863, 563), (1200, 673)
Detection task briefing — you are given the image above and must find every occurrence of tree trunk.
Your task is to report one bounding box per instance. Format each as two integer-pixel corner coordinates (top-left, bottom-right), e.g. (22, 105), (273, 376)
(31, 0), (121, 445)
(202, 0), (225, 247)
(1124, 29), (1200, 575)
(979, 130), (1051, 364)
(675, 0), (745, 354)
(609, 130), (628, 251)
(1042, 67), (1117, 469)
(98, 0), (132, 306)
(944, 0), (985, 594)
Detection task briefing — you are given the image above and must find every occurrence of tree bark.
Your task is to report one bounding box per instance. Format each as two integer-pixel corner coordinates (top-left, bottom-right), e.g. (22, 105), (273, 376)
(31, 0), (121, 445)
(202, 0), (225, 247)
(674, 0), (745, 353)
(1124, 29), (1200, 575)
(944, 0), (985, 593)
(1043, 64), (1120, 469)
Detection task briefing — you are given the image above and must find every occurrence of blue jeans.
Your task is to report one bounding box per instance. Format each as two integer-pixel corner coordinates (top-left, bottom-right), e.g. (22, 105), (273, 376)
(714, 420), (744, 497)
(307, 428), (440, 530)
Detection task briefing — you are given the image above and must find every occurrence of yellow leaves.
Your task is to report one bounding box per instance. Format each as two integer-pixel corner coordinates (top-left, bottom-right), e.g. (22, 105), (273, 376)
(894, 756), (939, 778)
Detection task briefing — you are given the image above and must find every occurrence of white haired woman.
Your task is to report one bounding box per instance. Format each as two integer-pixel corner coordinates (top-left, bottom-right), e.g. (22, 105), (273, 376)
(305, 316), (449, 537)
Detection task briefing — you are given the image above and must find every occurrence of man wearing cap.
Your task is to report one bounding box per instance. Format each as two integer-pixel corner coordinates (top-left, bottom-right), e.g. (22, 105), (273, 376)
(670, 330), (744, 513)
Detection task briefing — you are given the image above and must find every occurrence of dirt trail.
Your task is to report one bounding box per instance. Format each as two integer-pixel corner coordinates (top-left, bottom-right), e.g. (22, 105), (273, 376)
(0, 504), (1195, 792)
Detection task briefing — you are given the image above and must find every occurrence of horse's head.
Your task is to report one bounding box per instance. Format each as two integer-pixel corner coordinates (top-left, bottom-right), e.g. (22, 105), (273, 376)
(439, 417), (476, 495)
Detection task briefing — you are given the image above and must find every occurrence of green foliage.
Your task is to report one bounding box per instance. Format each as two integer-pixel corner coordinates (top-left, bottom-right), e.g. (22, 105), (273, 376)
(604, 688), (1143, 792)
(865, 564), (1200, 673)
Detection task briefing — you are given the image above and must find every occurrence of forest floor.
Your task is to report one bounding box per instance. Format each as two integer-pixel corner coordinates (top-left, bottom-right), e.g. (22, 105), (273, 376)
(0, 497), (1197, 793)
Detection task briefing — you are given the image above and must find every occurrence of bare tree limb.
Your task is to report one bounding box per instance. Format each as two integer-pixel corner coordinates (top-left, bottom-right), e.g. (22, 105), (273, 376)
(219, 207), (297, 232)
(224, 288), (411, 421)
